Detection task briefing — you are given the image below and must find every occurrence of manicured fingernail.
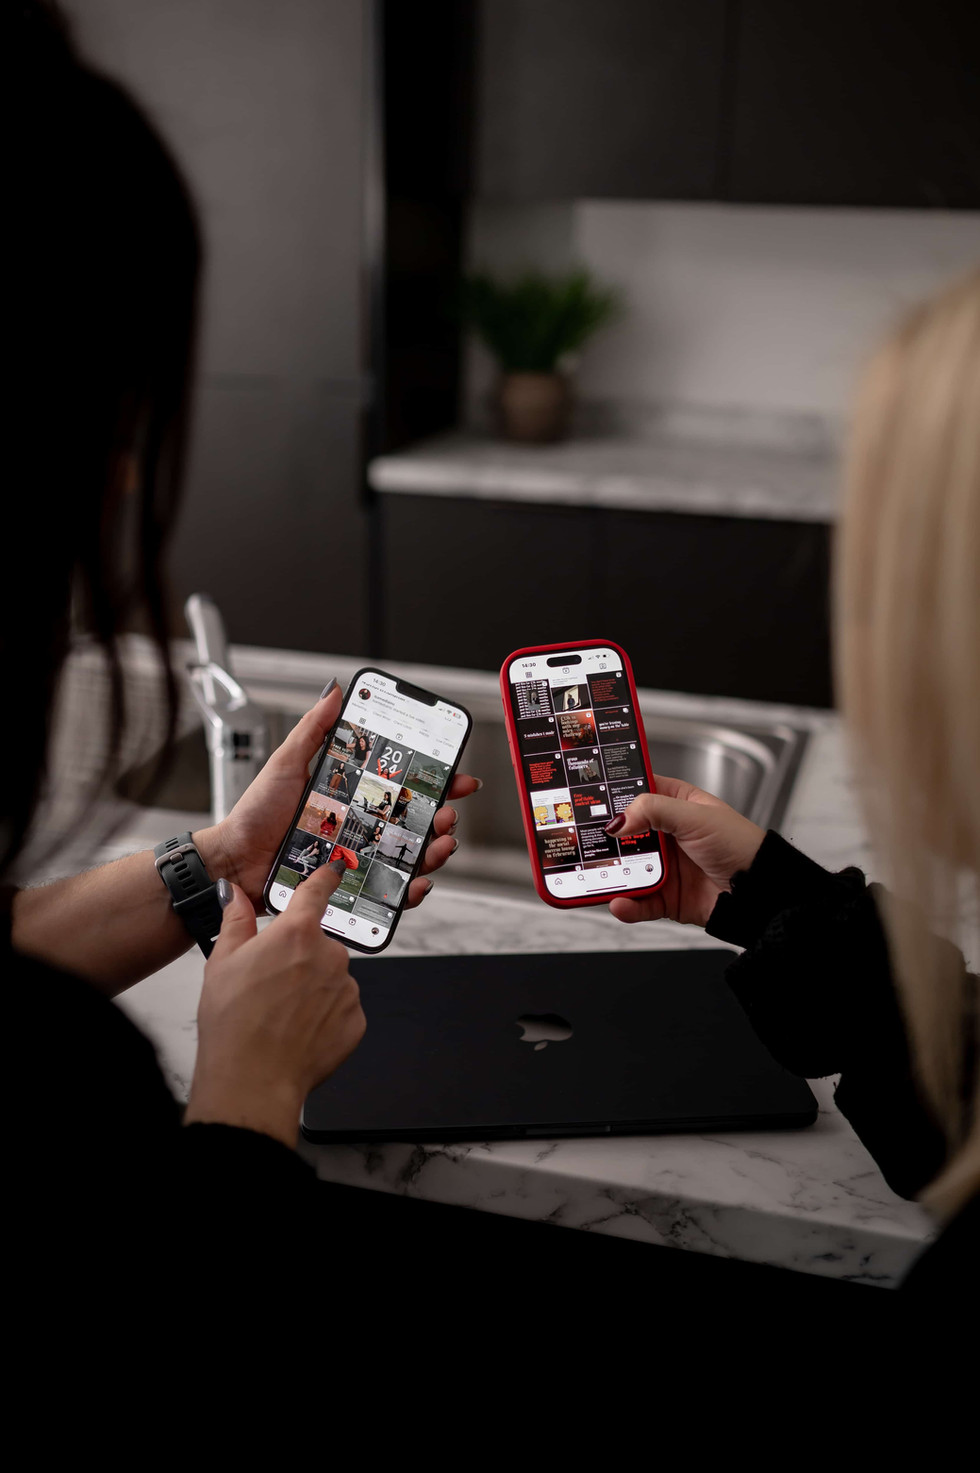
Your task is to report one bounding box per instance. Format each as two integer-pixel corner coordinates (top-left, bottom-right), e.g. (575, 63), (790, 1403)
(447, 808), (459, 832)
(217, 877), (234, 908)
(604, 815), (626, 835)
(319, 678), (339, 699)
(472, 778), (484, 790)
(420, 879), (434, 899)
(328, 855), (347, 875)
(450, 837), (459, 854)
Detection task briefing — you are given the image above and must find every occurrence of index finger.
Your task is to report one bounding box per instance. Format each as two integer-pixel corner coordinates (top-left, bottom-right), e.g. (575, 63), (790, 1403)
(283, 854), (346, 923)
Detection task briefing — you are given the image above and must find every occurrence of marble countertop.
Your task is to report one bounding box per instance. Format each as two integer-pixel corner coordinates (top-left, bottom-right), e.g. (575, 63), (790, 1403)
(368, 429), (840, 524)
(111, 660), (935, 1290)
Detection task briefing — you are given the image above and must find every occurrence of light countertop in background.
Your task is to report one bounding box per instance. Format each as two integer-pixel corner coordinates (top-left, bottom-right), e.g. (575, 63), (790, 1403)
(368, 424), (839, 523)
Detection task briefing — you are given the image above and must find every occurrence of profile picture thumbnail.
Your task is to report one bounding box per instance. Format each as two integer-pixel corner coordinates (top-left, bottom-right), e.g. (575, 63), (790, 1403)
(358, 687), (371, 701)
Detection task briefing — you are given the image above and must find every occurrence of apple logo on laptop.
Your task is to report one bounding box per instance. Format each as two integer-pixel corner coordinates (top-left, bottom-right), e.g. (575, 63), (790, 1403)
(514, 1013), (573, 1051)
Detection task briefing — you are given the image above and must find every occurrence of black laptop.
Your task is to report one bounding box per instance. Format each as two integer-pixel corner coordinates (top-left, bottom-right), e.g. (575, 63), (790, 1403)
(302, 950), (816, 1142)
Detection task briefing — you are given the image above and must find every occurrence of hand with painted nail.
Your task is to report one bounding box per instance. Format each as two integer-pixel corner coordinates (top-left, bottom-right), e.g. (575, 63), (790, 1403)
(196, 679), (482, 914)
(185, 857), (365, 1147)
(606, 776), (765, 929)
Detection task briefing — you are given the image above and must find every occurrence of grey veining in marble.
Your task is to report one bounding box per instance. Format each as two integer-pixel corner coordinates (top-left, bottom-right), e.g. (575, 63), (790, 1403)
(368, 429), (840, 524)
(110, 653), (933, 1289)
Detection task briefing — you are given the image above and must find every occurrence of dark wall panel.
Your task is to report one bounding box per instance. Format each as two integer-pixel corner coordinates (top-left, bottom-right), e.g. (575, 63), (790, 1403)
(726, 1), (980, 207)
(475, 0), (728, 200)
(68, 0), (369, 652)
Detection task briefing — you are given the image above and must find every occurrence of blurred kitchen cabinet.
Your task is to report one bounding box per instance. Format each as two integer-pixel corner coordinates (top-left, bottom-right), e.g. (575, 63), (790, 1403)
(378, 495), (832, 708)
(475, 0), (728, 200)
(171, 384), (364, 652)
(595, 511), (833, 707)
(378, 497), (603, 670)
(473, 0), (980, 208)
(726, 1), (980, 208)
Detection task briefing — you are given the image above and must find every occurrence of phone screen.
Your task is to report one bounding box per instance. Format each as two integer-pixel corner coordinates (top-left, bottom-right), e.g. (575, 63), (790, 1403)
(505, 647), (663, 900)
(266, 669), (469, 951)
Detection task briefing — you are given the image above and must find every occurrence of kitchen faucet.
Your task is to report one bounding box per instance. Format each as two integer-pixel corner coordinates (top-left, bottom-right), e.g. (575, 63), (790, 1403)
(184, 594), (269, 823)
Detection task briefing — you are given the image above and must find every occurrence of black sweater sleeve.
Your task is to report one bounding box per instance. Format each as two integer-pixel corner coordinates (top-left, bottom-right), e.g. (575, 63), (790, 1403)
(705, 832), (959, 1200)
(11, 944), (325, 1315)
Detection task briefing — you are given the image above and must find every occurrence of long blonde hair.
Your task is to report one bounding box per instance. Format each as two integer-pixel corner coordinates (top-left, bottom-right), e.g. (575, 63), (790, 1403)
(838, 267), (980, 1219)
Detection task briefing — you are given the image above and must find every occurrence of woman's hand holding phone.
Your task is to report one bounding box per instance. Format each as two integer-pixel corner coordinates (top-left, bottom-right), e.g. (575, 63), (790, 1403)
(607, 776), (765, 928)
(201, 683), (481, 914)
(186, 858), (364, 1148)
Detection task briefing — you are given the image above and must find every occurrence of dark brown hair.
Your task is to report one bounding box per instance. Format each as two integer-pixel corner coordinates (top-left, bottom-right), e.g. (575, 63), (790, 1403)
(5, 3), (201, 877)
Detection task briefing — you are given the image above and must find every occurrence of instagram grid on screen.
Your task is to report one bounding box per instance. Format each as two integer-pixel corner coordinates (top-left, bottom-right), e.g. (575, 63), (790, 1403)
(501, 641), (666, 908)
(264, 669), (472, 953)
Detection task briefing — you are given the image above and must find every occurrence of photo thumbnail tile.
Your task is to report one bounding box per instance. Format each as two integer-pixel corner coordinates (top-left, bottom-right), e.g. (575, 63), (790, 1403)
(618, 827), (661, 857)
(331, 861), (366, 909)
(595, 706), (638, 741)
(389, 783), (438, 838)
(578, 824), (618, 866)
(599, 740), (645, 782)
(557, 709), (597, 750)
(404, 752), (452, 802)
(512, 679), (552, 719)
(273, 864), (302, 891)
(375, 824), (423, 873)
(327, 720), (378, 769)
(535, 826), (580, 870)
(297, 790), (348, 843)
(522, 750), (566, 792)
(360, 859), (409, 909)
(353, 896), (399, 927)
(609, 777), (649, 815)
(565, 749), (603, 786)
(530, 786), (574, 829)
(516, 713), (561, 755)
(587, 670), (629, 709)
(315, 756), (358, 805)
(338, 808), (385, 863)
(551, 680), (589, 713)
(352, 770), (399, 822)
(284, 829), (331, 877)
(570, 783), (611, 823)
(367, 735), (415, 786)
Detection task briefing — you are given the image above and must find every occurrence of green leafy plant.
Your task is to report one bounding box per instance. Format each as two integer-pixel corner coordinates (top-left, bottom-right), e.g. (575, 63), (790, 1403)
(460, 268), (620, 374)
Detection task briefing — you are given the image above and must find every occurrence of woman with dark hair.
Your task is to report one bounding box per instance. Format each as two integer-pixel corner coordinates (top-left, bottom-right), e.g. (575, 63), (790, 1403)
(8, 3), (478, 1344)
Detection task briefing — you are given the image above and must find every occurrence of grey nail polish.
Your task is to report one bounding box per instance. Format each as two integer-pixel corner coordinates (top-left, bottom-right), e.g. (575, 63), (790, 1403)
(217, 877), (234, 908)
(319, 678), (339, 699)
(327, 855), (347, 875)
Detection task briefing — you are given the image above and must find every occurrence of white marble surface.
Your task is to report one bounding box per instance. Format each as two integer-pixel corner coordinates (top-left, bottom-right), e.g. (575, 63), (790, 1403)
(368, 430), (840, 523)
(110, 657), (934, 1289)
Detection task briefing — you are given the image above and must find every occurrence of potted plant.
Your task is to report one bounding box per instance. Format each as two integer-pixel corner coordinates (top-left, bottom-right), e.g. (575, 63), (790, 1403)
(460, 268), (620, 443)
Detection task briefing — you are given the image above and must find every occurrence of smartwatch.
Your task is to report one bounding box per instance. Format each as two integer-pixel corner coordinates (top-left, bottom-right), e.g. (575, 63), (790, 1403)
(154, 832), (222, 958)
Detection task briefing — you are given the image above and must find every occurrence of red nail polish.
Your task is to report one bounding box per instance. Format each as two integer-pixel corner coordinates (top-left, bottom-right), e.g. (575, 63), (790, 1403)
(604, 815), (626, 835)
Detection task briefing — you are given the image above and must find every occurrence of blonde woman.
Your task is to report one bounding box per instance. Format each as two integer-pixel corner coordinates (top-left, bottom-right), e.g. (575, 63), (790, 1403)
(607, 269), (980, 1298)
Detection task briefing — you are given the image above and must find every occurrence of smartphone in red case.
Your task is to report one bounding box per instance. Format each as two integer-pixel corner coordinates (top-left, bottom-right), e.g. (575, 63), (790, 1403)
(500, 640), (668, 909)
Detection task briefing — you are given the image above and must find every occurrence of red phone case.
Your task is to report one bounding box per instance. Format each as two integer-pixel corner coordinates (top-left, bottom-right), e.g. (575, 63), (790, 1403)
(499, 639), (668, 909)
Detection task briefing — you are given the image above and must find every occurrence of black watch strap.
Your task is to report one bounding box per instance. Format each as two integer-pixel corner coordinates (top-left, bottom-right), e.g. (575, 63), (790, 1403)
(153, 832), (222, 958)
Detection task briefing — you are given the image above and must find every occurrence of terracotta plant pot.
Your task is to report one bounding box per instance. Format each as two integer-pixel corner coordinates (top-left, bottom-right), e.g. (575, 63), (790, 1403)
(497, 372), (570, 444)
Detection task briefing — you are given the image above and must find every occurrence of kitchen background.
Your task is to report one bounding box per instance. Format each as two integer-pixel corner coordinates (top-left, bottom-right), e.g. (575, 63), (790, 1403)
(50, 0), (980, 1280)
(65, 0), (980, 709)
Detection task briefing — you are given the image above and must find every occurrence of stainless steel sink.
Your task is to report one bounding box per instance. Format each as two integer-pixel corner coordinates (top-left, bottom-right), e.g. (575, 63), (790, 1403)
(137, 651), (807, 898)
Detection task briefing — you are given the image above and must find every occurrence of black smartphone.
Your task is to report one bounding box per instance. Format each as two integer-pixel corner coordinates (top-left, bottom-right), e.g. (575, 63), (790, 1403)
(263, 667), (472, 954)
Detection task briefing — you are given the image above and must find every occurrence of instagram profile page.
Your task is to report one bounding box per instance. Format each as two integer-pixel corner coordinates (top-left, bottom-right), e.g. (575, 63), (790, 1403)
(509, 649), (662, 900)
(267, 672), (466, 949)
